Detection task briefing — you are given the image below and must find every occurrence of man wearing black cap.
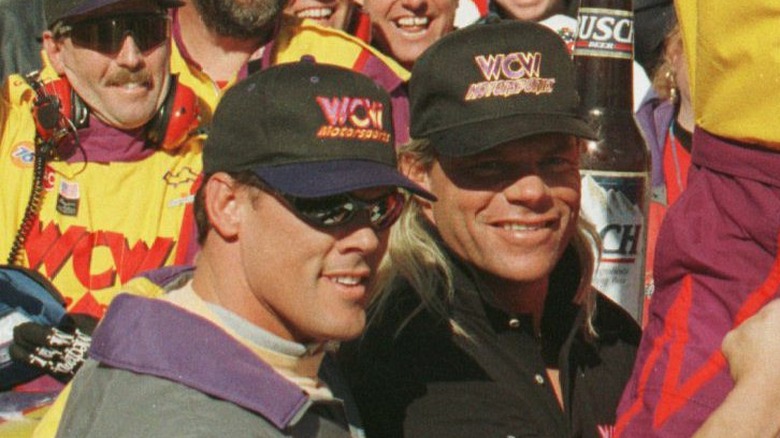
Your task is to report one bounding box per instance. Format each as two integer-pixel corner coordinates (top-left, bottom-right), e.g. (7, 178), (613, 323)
(49, 61), (432, 436)
(339, 20), (640, 438)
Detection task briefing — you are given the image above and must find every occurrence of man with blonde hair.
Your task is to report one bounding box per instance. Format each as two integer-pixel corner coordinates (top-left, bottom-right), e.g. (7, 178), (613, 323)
(340, 20), (641, 438)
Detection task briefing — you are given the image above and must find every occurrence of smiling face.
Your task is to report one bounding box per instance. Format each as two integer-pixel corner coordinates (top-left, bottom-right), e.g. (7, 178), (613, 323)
(233, 185), (391, 343)
(364, 0), (456, 69)
(413, 135), (580, 291)
(284, 0), (354, 30)
(44, 13), (171, 130)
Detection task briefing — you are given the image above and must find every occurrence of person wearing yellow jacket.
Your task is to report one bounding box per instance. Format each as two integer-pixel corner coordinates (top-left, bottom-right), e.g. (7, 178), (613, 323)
(0, 0), (203, 339)
(0, 0), (202, 433)
(169, 0), (411, 143)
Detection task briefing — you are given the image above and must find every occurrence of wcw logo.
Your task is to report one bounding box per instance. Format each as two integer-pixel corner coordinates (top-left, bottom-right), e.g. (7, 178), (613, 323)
(466, 52), (553, 100)
(25, 220), (176, 290)
(315, 97), (390, 142)
(475, 52), (542, 81)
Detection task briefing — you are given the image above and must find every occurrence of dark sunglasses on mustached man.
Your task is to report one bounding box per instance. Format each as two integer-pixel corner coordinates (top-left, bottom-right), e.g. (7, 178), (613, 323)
(55, 13), (170, 55)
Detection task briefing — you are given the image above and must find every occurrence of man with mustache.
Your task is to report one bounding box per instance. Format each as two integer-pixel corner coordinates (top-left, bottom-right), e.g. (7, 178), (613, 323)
(0, 0), (412, 145)
(49, 60), (432, 437)
(0, 0), (203, 432)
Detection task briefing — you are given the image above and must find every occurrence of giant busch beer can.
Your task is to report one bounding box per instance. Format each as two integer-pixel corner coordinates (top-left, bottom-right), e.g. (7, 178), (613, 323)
(574, 0), (650, 322)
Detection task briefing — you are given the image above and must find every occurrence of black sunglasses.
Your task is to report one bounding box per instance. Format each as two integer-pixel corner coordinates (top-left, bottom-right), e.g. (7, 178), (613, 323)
(60, 13), (170, 55)
(276, 190), (406, 232)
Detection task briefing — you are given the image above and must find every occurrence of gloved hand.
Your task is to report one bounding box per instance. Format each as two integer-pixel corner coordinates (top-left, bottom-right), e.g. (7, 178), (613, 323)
(10, 313), (98, 383)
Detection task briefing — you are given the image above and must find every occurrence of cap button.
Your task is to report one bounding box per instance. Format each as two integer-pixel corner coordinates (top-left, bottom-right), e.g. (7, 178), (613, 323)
(300, 55), (316, 64)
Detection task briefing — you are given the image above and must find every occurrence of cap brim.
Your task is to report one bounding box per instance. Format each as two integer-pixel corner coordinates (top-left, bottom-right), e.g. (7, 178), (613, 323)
(253, 160), (437, 201)
(428, 113), (598, 157)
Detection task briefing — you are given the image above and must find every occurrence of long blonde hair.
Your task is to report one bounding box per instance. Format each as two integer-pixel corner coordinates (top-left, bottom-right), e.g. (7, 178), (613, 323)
(370, 138), (600, 337)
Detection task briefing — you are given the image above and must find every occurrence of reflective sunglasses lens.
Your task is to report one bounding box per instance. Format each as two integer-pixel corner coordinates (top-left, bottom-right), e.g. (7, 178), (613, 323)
(69, 15), (169, 54)
(292, 196), (355, 227)
(291, 192), (405, 231)
(369, 192), (405, 231)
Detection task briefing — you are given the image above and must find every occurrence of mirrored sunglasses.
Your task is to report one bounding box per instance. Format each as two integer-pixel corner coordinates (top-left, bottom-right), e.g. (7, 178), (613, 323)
(279, 190), (406, 232)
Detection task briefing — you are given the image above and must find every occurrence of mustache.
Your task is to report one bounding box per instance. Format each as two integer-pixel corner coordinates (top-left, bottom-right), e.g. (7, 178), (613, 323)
(106, 70), (152, 86)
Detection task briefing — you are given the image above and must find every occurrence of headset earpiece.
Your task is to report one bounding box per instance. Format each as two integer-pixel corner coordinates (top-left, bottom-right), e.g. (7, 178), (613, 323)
(145, 75), (200, 150)
(29, 73), (199, 152)
(30, 76), (90, 148)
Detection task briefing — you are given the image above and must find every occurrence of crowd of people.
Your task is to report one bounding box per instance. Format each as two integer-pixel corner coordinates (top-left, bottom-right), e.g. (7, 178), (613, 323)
(0, 0), (779, 436)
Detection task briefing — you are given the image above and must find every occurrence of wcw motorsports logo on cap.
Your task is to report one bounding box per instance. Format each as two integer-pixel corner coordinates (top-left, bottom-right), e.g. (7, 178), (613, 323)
(315, 96), (391, 144)
(465, 52), (556, 101)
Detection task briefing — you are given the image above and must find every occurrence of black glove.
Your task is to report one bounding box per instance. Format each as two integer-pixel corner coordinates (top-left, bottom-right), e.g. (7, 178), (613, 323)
(10, 313), (98, 383)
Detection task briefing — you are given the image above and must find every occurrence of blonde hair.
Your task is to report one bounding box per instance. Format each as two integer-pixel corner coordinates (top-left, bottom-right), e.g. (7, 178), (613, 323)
(370, 138), (600, 338)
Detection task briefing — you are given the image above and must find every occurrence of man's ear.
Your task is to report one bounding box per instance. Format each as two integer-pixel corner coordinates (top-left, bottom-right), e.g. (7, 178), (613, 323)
(42, 31), (67, 75)
(204, 173), (243, 241)
(399, 153), (436, 223)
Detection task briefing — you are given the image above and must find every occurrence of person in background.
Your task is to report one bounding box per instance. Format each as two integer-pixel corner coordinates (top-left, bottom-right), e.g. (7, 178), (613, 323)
(284, 0), (356, 31)
(339, 20), (641, 438)
(0, 0), (412, 141)
(282, 0), (373, 42)
(50, 60), (433, 437)
(632, 0), (675, 77)
(637, 21), (693, 313)
(3, 0), (201, 356)
(362, 0), (458, 70)
(615, 0), (780, 435)
(0, 0), (202, 431)
(172, 0), (411, 144)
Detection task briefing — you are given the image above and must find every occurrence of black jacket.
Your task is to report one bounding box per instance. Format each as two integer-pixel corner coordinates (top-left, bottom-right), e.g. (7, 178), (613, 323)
(340, 246), (641, 438)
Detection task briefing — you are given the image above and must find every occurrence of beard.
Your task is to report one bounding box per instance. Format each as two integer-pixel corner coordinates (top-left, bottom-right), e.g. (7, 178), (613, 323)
(193, 0), (286, 39)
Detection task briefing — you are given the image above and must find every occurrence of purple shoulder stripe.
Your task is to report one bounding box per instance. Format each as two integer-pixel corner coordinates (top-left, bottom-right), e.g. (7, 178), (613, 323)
(358, 54), (405, 94)
(89, 294), (309, 429)
(358, 55), (410, 146)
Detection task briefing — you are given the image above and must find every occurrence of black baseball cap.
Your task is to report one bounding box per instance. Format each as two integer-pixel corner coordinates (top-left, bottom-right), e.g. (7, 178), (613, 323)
(204, 60), (434, 200)
(409, 20), (597, 157)
(45, 0), (182, 28)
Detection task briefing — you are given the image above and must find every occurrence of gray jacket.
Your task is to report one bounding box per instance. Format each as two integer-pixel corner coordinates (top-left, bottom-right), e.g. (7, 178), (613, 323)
(56, 293), (363, 437)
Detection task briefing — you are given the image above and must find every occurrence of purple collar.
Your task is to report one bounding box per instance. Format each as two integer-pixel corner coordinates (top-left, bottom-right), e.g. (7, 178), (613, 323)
(59, 115), (154, 164)
(90, 294), (310, 429)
